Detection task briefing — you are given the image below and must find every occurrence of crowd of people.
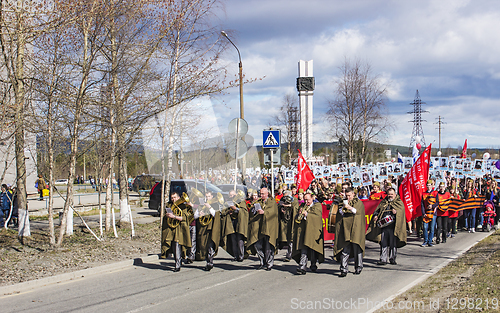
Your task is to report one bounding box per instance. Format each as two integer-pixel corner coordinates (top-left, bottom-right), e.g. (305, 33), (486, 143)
(158, 170), (499, 276)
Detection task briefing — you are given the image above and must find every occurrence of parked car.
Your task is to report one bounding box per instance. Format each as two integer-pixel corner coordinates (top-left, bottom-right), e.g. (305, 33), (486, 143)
(54, 179), (69, 185)
(132, 174), (163, 193)
(148, 179), (224, 215)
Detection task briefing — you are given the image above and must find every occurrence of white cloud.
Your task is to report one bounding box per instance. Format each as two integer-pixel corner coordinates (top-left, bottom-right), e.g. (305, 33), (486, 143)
(215, 0), (500, 148)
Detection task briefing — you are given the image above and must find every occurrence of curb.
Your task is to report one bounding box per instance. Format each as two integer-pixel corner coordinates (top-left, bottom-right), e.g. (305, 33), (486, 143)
(0, 254), (160, 297)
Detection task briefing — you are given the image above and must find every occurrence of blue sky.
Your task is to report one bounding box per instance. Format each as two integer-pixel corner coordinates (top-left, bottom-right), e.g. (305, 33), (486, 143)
(209, 0), (500, 150)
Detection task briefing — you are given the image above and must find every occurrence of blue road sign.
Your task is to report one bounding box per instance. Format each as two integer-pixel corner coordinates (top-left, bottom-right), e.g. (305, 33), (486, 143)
(263, 130), (280, 148)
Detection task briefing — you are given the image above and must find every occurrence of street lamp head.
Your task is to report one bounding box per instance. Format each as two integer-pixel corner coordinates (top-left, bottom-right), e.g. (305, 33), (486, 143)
(221, 30), (228, 37)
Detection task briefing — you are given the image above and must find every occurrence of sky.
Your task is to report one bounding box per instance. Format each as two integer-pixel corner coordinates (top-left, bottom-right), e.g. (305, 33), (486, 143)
(208, 0), (500, 152)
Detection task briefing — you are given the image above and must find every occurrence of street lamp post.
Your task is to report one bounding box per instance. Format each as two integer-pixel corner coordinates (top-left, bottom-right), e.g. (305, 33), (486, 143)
(222, 30), (246, 188)
(221, 31), (244, 120)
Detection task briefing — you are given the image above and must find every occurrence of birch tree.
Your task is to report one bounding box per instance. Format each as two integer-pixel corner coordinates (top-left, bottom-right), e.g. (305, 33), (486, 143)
(326, 58), (393, 164)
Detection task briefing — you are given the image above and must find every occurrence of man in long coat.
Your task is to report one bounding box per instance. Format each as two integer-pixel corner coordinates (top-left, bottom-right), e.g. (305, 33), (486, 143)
(220, 189), (249, 261)
(278, 190), (299, 261)
(247, 187), (278, 270)
(333, 187), (366, 277)
(194, 191), (222, 271)
(160, 192), (193, 272)
(366, 188), (407, 265)
(292, 192), (324, 274)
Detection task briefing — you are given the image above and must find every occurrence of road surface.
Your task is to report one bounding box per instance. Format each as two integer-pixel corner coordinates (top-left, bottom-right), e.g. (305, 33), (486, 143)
(0, 229), (492, 313)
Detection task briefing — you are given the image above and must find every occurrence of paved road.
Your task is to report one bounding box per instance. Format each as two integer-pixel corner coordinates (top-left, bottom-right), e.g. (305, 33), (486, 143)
(0, 229), (492, 313)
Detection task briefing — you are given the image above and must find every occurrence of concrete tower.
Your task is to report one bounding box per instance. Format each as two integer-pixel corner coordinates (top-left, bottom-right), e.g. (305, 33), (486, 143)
(297, 60), (314, 158)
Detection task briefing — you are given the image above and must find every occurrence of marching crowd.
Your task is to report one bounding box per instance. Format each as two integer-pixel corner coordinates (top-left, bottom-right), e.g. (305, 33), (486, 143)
(158, 171), (499, 276)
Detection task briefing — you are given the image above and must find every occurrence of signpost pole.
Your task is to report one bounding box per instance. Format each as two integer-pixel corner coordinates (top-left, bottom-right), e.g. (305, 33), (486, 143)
(271, 148), (274, 198)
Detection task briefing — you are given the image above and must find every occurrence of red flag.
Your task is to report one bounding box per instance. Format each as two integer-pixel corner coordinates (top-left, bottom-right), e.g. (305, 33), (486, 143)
(461, 139), (467, 158)
(296, 150), (315, 192)
(398, 144), (432, 223)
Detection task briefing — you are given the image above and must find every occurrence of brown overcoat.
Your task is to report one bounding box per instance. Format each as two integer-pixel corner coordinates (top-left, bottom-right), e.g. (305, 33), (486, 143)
(195, 208), (221, 261)
(366, 195), (407, 248)
(333, 197), (366, 261)
(278, 197), (299, 246)
(160, 202), (192, 258)
(247, 197), (279, 253)
(291, 202), (325, 263)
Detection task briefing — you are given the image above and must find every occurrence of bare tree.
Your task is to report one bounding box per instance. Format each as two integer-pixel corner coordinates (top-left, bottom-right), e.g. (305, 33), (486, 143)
(326, 58), (393, 164)
(270, 94), (300, 166)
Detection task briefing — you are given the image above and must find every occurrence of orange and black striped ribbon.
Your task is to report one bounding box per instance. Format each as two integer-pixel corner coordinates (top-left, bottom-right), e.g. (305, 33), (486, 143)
(425, 195), (485, 212)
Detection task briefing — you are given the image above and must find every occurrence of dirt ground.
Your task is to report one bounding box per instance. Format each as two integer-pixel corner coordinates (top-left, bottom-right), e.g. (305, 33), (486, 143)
(0, 222), (161, 287)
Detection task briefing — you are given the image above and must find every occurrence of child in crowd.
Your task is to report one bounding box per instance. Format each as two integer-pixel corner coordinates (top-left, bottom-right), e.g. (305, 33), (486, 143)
(482, 202), (497, 232)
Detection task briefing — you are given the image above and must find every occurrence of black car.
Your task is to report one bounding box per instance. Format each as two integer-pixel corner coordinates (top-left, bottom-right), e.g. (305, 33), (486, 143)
(132, 174), (163, 193)
(148, 179), (224, 214)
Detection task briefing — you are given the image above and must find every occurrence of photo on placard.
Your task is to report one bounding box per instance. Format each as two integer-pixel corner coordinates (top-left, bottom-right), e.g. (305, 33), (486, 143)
(486, 160), (494, 171)
(361, 171), (372, 186)
(435, 170), (443, 180)
(492, 169), (500, 182)
(387, 163), (394, 174)
(463, 160), (472, 173)
(338, 162), (348, 176)
(323, 166), (331, 177)
(379, 166), (387, 176)
(351, 170), (361, 187)
(433, 157), (441, 170)
(284, 170), (294, 184)
(440, 157), (448, 170)
(474, 159), (483, 170)
(314, 166), (323, 178)
(404, 157), (413, 170)
(455, 159), (463, 171)
(393, 163), (402, 174)
(448, 159), (454, 170)
(349, 166), (359, 178)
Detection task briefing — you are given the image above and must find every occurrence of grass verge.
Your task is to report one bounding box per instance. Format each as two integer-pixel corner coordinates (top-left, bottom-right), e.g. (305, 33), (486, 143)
(376, 229), (500, 313)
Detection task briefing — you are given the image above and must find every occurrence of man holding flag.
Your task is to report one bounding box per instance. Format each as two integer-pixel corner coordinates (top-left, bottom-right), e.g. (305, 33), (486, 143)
(399, 145), (432, 238)
(296, 150), (315, 192)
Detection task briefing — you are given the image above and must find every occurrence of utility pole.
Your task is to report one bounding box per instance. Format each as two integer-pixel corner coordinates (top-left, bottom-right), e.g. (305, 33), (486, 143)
(435, 116), (446, 152)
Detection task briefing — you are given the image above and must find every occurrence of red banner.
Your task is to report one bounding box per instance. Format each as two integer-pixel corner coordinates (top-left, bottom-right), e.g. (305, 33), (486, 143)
(296, 149), (315, 192)
(399, 144), (432, 223)
(322, 199), (381, 241)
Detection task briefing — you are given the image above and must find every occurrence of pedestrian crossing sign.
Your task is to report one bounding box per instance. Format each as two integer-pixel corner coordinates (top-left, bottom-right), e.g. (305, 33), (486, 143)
(263, 130), (280, 148)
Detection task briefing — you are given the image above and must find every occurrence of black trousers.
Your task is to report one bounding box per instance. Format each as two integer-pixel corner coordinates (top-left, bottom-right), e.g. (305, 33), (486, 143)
(436, 216), (448, 242)
(380, 225), (397, 263)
